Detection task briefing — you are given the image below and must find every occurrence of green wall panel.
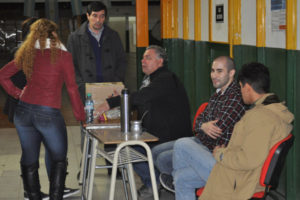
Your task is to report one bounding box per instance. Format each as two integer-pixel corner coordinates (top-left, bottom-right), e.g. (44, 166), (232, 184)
(286, 50), (300, 200)
(234, 45), (287, 101)
(233, 45), (257, 72)
(195, 41), (211, 109)
(163, 39), (184, 82)
(257, 47), (266, 64)
(264, 48), (287, 101)
(162, 39), (172, 70)
(183, 40), (196, 115)
(209, 43), (230, 59)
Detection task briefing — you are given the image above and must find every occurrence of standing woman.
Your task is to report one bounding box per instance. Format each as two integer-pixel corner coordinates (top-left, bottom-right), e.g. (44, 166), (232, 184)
(0, 18), (85, 200)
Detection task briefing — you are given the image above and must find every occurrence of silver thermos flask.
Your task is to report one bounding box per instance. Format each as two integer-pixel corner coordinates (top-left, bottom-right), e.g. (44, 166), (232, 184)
(121, 88), (130, 133)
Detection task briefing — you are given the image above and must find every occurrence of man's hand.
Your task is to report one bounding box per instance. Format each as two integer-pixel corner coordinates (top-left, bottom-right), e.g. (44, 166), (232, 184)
(200, 120), (222, 139)
(213, 144), (225, 156)
(108, 90), (120, 98)
(94, 101), (110, 118)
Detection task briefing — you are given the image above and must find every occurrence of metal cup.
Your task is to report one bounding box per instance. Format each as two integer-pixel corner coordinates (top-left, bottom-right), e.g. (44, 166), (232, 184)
(131, 120), (142, 135)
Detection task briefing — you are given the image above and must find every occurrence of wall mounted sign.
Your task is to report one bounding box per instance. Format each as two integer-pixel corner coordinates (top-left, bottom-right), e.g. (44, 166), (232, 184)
(216, 4), (224, 23)
(271, 0), (286, 31)
(211, 0), (228, 43)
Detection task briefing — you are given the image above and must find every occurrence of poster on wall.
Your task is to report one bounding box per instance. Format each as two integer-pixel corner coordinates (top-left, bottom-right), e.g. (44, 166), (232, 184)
(211, 0), (228, 43)
(271, 0), (286, 32)
(216, 4), (224, 23)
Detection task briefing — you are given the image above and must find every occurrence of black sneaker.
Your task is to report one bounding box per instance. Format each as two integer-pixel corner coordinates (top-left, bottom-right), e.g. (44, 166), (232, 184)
(138, 185), (154, 198)
(63, 187), (80, 198)
(24, 191), (49, 200)
(159, 173), (175, 193)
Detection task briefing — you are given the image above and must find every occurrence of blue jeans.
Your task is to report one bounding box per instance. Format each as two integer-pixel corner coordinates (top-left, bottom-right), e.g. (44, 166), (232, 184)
(173, 137), (216, 200)
(152, 140), (175, 174)
(14, 101), (68, 167)
(133, 146), (160, 187)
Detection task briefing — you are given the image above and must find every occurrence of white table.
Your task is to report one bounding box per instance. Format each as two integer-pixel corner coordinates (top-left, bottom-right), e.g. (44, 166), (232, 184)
(80, 123), (159, 200)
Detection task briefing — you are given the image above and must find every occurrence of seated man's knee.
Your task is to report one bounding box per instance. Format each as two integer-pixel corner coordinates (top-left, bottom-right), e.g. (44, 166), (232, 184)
(156, 151), (173, 174)
(174, 137), (193, 150)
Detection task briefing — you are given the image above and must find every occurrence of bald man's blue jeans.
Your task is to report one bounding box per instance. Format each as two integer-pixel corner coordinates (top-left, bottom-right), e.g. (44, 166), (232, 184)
(173, 137), (216, 200)
(132, 145), (160, 188)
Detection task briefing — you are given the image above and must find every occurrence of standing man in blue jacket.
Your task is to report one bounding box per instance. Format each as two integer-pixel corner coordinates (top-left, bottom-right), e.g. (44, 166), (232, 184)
(67, 1), (127, 177)
(67, 1), (127, 102)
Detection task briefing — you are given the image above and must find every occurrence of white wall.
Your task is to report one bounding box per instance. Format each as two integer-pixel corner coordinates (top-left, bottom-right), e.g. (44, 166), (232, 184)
(241, 0), (256, 45)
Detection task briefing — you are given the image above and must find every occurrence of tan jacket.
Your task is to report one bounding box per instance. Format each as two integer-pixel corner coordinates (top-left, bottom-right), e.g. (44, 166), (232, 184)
(199, 94), (294, 200)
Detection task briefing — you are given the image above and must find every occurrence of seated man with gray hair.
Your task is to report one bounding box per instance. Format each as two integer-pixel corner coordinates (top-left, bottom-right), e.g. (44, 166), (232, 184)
(96, 45), (193, 198)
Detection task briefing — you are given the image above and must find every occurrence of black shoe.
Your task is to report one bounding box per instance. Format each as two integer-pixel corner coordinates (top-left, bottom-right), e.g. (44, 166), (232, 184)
(24, 191), (49, 200)
(63, 187), (80, 198)
(138, 185), (154, 198)
(159, 173), (175, 193)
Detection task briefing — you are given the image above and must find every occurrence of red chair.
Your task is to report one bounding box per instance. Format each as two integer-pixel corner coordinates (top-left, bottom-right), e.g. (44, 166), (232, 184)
(193, 102), (208, 130)
(196, 133), (294, 199)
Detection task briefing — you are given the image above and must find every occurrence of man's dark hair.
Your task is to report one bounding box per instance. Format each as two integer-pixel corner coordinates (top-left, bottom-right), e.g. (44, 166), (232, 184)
(214, 56), (236, 71)
(21, 17), (38, 39)
(146, 45), (168, 66)
(237, 62), (270, 94)
(87, 1), (107, 17)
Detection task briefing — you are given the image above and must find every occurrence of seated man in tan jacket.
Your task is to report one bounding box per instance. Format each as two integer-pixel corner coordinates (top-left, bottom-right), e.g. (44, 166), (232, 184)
(200, 62), (294, 200)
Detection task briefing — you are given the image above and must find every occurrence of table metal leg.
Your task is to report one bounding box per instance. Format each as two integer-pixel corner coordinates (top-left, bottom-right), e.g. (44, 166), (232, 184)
(109, 145), (122, 200)
(126, 162), (138, 200)
(86, 137), (98, 200)
(143, 144), (159, 200)
(108, 141), (158, 200)
(79, 129), (88, 185)
(81, 131), (91, 200)
(83, 132), (159, 200)
(120, 166), (129, 200)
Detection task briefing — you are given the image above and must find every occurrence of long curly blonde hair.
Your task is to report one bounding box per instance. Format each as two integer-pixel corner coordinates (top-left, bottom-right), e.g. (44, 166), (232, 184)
(15, 18), (60, 79)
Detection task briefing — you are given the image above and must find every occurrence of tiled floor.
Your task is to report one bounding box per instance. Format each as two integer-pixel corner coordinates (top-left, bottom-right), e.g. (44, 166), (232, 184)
(0, 127), (175, 200)
(0, 126), (117, 199)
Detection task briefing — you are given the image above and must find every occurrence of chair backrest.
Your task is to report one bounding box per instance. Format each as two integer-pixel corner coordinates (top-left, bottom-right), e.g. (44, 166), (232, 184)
(193, 102), (208, 130)
(260, 133), (294, 188)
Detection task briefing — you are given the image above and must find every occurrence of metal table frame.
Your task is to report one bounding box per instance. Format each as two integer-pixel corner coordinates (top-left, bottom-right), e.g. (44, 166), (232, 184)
(80, 124), (159, 200)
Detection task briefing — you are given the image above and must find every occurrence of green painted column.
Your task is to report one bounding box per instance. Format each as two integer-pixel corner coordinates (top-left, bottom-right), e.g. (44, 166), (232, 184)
(286, 50), (300, 200)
